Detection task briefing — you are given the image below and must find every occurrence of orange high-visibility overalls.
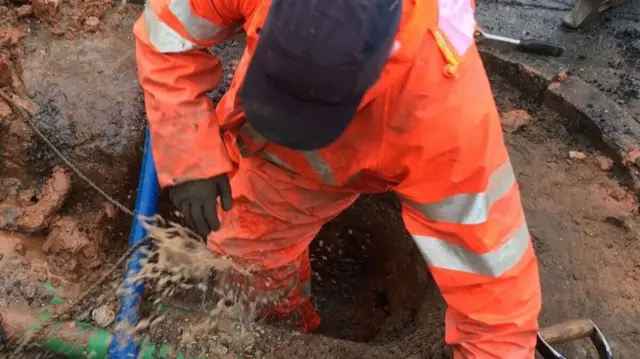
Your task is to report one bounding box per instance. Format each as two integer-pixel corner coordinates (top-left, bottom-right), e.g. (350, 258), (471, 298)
(133, 0), (542, 357)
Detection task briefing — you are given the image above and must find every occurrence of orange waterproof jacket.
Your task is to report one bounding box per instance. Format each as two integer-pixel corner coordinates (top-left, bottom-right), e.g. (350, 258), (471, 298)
(134, 0), (541, 357)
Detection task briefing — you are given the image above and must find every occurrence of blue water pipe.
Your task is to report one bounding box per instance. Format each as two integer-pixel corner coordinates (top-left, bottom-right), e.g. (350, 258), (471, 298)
(109, 129), (161, 359)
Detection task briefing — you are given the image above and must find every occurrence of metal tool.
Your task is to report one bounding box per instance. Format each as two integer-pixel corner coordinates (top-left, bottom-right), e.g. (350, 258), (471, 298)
(537, 319), (613, 359)
(474, 28), (565, 57)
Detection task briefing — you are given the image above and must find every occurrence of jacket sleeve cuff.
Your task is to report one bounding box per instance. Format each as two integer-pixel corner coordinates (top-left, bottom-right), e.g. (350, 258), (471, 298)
(148, 111), (234, 188)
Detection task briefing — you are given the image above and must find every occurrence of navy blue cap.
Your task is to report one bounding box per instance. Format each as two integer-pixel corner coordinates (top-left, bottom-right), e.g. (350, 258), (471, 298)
(240, 0), (402, 151)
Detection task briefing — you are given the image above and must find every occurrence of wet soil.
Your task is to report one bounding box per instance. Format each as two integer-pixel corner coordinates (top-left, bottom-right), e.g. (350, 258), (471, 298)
(20, 4), (145, 202)
(1, 3), (640, 359)
(0, 4), (141, 355)
(0, 0), (142, 270)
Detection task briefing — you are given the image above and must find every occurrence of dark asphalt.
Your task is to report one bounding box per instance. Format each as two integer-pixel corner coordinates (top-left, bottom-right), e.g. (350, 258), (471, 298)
(476, 0), (640, 121)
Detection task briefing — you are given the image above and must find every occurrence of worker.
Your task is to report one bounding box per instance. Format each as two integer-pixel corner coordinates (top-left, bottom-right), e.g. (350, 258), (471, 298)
(563, 0), (631, 28)
(133, 0), (542, 357)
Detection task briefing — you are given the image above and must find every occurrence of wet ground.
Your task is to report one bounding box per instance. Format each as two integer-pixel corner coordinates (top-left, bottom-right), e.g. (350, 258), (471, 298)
(476, 0), (640, 120)
(1, 2), (640, 359)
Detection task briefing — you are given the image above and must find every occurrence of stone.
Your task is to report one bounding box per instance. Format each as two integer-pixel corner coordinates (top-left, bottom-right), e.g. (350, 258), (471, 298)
(92, 304), (115, 327)
(569, 151), (586, 160)
(594, 155), (614, 171)
(501, 109), (533, 133)
(14, 4), (32, 18)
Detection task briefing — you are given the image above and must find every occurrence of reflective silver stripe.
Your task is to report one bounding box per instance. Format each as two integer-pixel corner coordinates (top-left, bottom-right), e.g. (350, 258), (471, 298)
(261, 150), (295, 172)
(168, 0), (225, 41)
(412, 221), (530, 277)
(303, 151), (336, 185)
(144, 1), (199, 53)
(405, 161), (516, 225)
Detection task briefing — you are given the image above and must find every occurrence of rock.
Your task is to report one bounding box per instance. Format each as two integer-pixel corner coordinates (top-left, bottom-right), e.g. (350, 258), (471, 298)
(0, 52), (12, 88)
(21, 283), (37, 299)
(83, 16), (101, 32)
(92, 304), (115, 327)
(230, 59), (239, 72)
(14, 4), (32, 18)
(555, 70), (568, 83)
(0, 100), (11, 120)
(569, 151), (586, 160)
(0, 27), (27, 47)
(49, 277), (61, 287)
(500, 109), (532, 133)
(594, 155), (614, 171)
(77, 309), (92, 322)
(14, 243), (25, 256)
(32, 0), (60, 24)
(103, 202), (117, 219)
(51, 25), (66, 37)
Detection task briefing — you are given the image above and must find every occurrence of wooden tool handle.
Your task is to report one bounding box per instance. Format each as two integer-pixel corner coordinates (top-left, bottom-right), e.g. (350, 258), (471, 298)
(540, 319), (595, 345)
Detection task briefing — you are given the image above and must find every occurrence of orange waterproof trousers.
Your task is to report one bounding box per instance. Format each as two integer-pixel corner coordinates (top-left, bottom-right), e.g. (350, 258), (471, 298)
(134, 0), (542, 357)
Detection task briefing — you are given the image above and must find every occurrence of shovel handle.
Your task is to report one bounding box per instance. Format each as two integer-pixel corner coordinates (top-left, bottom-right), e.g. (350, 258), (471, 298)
(516, 39), (565, 57)
(537, 319), (613, 359)
(540, 319), (595, 344)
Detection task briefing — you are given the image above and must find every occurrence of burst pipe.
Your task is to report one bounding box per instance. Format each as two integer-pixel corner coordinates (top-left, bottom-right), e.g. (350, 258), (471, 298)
(109, 129), (161, 359)
(0, 308), (200, 359)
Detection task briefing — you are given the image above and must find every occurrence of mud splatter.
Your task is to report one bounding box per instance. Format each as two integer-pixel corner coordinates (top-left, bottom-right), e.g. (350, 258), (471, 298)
(119, 217), (265, 357)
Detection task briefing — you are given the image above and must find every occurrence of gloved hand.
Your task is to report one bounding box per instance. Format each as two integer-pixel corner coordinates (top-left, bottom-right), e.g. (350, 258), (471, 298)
(170, 175), (232, 237)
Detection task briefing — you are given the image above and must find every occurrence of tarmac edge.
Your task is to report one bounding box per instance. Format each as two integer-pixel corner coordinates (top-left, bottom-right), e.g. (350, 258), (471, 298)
(480, 48), (640, 197)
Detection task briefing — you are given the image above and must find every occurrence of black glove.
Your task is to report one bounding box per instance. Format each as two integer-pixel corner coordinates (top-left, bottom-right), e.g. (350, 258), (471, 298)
(170, 175), (232, 237)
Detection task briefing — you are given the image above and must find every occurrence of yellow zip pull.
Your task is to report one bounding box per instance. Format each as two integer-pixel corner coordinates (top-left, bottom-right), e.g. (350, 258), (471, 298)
(433, 30), (460, 78)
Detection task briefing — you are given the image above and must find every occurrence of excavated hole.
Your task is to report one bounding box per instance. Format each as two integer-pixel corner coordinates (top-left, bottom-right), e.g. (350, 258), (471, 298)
(154, 192), (432, 346)
(310, 193), (431, 344)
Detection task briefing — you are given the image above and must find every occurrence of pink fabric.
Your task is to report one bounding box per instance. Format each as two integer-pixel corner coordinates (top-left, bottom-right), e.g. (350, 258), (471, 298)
(438, 0), (476, 56)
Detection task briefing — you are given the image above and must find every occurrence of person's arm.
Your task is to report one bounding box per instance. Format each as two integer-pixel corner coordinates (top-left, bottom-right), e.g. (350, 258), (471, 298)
(394, 132), (541, 358)
(133, 0), (255, 187)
